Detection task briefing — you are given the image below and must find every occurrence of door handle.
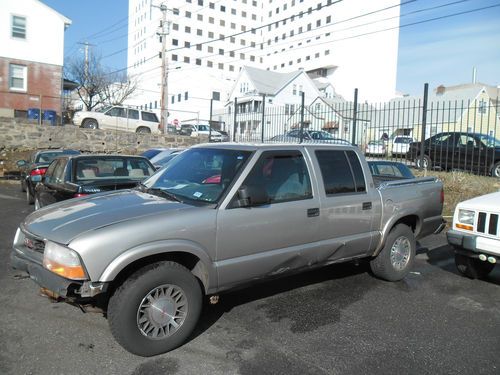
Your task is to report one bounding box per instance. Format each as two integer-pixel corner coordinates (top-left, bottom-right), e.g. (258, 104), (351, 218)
(307, 208), (320, 217)
(362, 202), (372, 210)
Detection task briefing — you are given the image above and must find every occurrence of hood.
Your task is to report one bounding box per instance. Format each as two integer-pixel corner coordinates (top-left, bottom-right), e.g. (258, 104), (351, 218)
(22, 190), (193, 244)
(458, 191), (500, 212)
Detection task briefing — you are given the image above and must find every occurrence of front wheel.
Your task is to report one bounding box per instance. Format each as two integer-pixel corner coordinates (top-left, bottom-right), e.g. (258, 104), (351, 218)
(83, 119), (98, 129)
(107, 261), (202, 357)
(34, 195), (41, 210)
(26, 187), (34, 205)
(455, 253), (495, 279)
(370, 224), (416, 281)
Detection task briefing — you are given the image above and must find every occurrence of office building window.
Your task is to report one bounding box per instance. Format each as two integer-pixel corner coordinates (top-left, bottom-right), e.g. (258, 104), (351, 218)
(185, 92), (189, 100)
(184, 56), (190, 63)
(196, 58), (202, 65)
(178, 94), (181, 101)
(172, 54), (178, 61)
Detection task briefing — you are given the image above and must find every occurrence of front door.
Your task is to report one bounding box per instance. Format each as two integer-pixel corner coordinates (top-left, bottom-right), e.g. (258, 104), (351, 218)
(216, 150), (320, 289)
(102, 107), (128, 131)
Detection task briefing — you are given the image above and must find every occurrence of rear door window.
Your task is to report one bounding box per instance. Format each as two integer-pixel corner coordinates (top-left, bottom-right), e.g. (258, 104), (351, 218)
(141, 111), (159, 122)
(315, 150), (366, 195)
(128, 109), (139, 120)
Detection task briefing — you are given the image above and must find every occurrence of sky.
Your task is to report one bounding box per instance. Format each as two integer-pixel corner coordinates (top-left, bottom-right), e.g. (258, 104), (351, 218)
(43, 0), (500, 97)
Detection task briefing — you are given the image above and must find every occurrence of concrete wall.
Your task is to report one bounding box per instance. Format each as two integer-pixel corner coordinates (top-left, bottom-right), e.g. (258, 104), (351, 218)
(0, 118), (203, 153)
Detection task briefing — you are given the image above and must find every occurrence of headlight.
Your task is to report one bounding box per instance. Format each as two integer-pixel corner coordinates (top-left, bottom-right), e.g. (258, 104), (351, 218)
(43, 241), (87, 280)
(458, 209), (475, 226)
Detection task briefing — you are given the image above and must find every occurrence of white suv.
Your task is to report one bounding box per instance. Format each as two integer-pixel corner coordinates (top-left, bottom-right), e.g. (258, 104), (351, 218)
(447, 191), (500, 279)
(73, 106), (160, 134)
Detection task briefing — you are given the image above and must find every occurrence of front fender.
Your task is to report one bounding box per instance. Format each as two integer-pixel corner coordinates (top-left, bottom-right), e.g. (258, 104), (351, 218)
(98, 239), (217, 293)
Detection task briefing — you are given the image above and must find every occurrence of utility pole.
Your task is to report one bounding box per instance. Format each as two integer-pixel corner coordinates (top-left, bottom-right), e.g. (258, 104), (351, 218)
(156, 4), (169, 134)
(77, 42), (93, 110)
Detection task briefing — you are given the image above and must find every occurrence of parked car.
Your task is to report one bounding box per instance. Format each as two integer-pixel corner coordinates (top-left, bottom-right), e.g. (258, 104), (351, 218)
(149, 148), (185, 169)
(17, 149), (80, 205)
(365, 140), (387, 156)
(447, 191), (500, 279)
(407, 132), (500, 177)
(270, 130), (351, 145)
(368, 160), (415, 186)
(33, 154), (155, 210)
(183, 124), (227, 142)
(140, 148), (171, 160)
(73, 106), (160, 134)
(392, 136), (414, 156)
(12, 143), (445, 356)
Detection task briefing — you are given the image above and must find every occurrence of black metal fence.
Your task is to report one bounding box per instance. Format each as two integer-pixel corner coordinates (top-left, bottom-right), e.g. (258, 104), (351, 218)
(211, 84), (500, 177)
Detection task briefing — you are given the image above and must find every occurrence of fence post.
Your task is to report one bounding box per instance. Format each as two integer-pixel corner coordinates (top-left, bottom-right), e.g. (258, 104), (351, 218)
(351, 88), (358, 145)
(233, 97), (238, 142)
(299, 91), (305, 143)
(261, 94), (266, 143)
(208, 98), (213, 143)
(419, 83), (429, 169)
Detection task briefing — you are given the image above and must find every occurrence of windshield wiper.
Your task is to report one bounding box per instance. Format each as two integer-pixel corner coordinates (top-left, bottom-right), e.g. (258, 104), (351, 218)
(146, 187), (183, 203)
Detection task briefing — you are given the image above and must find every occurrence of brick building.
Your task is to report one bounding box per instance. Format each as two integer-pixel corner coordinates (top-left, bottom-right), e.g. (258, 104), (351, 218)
(0, 0), (71, 118)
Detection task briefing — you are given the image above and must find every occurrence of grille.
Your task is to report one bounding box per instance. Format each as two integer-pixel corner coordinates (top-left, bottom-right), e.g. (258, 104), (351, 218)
(476, 212), (499, 237)
(24, 236), (45, 253)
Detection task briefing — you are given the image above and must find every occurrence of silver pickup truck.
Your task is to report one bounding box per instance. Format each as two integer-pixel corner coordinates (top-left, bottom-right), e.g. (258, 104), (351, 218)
(12, 144), (444, 356)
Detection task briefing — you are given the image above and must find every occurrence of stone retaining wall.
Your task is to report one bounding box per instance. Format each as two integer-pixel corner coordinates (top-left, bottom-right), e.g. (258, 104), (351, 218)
(0, 118), (204, 174)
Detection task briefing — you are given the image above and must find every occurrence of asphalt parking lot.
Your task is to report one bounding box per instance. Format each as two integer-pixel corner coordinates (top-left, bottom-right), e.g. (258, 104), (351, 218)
(1, 181), (499, 375)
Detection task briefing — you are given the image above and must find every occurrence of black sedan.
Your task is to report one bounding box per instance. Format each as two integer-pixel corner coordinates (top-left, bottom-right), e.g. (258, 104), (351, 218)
(34, 154), (155, 210)
(17, 149), (80, 204)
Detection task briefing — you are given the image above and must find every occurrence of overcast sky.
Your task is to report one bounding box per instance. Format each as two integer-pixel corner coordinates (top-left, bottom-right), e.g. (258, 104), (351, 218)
(44, 0), (500, 98)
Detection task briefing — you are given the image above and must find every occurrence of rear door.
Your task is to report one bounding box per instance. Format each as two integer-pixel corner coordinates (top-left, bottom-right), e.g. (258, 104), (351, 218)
(313, 149), (379, 260)
(216, 149), (320, 289)
(127, 109), (140, 131)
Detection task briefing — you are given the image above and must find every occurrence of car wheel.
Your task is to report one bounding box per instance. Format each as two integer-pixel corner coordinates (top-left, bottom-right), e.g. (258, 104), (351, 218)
(415, 155), (431, 169)
(26, 188), (34, 205)
(454, 253), (495, 279)
(21, 179), (26, 192)
(491, 161), (500, 178)
(136, 127), (151, 134)
(370, 224), (415, 281)
(107, 261), (203, 357)
(83, 119), (98, 129)
(34, 196), (41, 210)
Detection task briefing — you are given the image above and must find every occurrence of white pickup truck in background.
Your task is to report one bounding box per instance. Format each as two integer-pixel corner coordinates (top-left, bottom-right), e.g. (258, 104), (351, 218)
(447, 191), (500, 279)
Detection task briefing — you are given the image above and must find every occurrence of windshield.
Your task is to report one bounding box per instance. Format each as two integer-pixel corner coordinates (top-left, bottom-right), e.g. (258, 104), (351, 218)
(477, 134), (500, 147)
(35, 150), (79, 163)
(197, 125), (210, 131)
(143, 148), (252, 204)
(75, 157), (154, 182)
(96, 105), (111, 113)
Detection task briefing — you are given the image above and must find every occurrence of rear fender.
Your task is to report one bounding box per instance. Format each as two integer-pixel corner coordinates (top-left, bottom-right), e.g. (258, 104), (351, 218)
(373, 211), (421, 256)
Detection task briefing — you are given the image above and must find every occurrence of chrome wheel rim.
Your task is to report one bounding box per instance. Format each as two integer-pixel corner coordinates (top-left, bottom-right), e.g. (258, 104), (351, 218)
(494, 165), (500, 178)
(34, 198), (40, 210)
(26, 189), (30, 203)
(136, 284), (188, 340)
(390, 236), (411, 271)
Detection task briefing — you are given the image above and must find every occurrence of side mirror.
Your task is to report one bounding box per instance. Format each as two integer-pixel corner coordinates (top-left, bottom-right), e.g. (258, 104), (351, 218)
(237, 185), (269, 207)
(16, 160), (27, 167)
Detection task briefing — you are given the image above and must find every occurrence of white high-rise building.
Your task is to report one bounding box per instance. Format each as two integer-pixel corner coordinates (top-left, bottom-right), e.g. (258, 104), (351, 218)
(127, 0), (400, 124)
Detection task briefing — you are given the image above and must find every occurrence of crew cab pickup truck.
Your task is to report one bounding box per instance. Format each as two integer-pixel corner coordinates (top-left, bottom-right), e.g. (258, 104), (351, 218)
(12, 144), (445, 356)
(447, 191), (500, 279)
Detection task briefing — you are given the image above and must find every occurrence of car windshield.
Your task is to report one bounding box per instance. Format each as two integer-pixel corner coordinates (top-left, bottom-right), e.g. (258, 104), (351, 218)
(142, 148), (252, 204)
(96, 106), (111, 113)
(75, 157), (154, 182)
(394, 137), (412, 144)
(197, 125), (210, 131)
(477, 134), (500, 147)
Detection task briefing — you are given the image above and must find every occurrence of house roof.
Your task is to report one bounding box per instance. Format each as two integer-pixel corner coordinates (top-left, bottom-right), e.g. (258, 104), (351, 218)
(37, 0), (72, 26)
(243, 66), (303, 95)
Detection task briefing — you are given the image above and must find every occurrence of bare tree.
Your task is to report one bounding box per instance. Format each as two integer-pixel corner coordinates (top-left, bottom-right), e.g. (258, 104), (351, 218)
(65, 54), (137, 111)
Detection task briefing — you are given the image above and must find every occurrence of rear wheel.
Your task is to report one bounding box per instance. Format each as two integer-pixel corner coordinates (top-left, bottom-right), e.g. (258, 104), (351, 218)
(491, 161), (500, 178)
(415, 155), (431, 169)
(83, 119), (98, 129)
(370, 224), (416, 281)
(34, 195), (41, 210)
(107, 261), (202, 357)
(136, 127), (151, 134)
(21, 179), (26, 192)
(455, 253), (495, 279)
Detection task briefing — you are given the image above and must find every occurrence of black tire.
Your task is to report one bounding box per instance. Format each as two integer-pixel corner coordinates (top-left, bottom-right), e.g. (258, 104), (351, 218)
(83, 119), (98, 129)
(370, 224), (416, 281)
(21, 179), (26, 192)
(107, 261), (202, 357)
(26, 187), (34, 205)
(491, 161), (500, 178)
(415, 155), (431, 169)
(454, 253), (495, 279)
(136, 127), (151, 134)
